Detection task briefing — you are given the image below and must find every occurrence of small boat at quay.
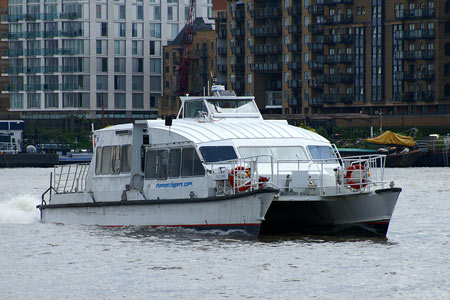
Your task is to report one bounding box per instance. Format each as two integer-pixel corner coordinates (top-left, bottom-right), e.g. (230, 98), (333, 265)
(38, 86), (401, 237)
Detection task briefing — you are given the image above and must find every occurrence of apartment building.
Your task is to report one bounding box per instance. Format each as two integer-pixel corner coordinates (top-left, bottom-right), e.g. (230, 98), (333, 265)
(160, 18), (216, 117)
(0, 0), (8, 115)
(222, 0), (450, 121)
(2, 0), (212, 120)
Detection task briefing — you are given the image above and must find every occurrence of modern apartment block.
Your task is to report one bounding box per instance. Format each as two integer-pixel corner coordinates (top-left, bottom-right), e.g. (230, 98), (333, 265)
(0, 0), (8, 115)
(161, 18), (216, 117)
(222, 0), (450, 120)
(2, 0), (213, 120)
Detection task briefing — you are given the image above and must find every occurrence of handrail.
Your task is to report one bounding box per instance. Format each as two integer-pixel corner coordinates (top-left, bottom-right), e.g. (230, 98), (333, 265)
(53, 163), (89, 194)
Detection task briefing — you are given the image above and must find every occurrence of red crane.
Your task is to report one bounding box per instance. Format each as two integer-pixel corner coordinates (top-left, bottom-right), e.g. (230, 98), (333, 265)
(179, 0), (195, 93)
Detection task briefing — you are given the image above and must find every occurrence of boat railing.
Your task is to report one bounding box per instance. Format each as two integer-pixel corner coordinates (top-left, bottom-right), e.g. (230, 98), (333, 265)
(208, 155), (276, 195)
(274, 154), (387, 197)
(53, 163), (89, 194)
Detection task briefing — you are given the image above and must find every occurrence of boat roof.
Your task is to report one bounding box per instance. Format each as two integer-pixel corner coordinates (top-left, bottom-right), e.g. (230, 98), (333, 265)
(96, 119), (329, 145)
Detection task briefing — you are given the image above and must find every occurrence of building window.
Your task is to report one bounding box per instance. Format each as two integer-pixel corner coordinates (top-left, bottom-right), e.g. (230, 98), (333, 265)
(97, 93), (108, 108)
(114, 58), (126, 73)
(132, 93), (144, 108)
(150, 76), (161, 91)
(150, 23), (161, 38)
(114, 75), (126, 90)
(133, 58), (144, 73)
(445, 84), (450, 97)
(445, 43), (450, 56)
(445, 63), (450, 77)
(132, 76), (143, 91)
(114, 94), (126, 109)
(10, 94), (23, 109)
(150, 58), (161, 73)
(97, 58), (108, 72)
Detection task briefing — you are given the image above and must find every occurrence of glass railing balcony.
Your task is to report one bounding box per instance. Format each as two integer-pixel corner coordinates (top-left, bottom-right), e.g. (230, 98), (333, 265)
(25, 84), (45, 91)
(324, 0), (353, 5)
(1, 12), (82, 22)
(2, 85), (25, 92)
(2, 67), (23, 74)
(60, 83), (88, 91)
(1, 14), (24, 22)
(3, 49), (24, 57)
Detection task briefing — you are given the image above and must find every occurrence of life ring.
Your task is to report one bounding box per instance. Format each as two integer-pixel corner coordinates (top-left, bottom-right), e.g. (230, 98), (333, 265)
(258, 176), (269, 189)
(344, 163), (368, 190)
(228, 166), (251, 192)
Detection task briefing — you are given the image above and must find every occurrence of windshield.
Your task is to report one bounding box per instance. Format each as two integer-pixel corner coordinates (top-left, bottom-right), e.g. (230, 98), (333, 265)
(206, 99), (258, 114)
(199, 146), (238, 163)
(307, 145), (336, 160)
(238, 146), (308, 162)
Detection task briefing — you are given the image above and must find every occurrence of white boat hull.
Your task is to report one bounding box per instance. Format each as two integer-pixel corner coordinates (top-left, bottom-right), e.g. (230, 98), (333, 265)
(38, 189), (276, 238)
(261, 188), (401, 236)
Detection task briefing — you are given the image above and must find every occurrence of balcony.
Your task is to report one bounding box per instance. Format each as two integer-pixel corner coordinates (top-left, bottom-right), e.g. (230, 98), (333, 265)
(218, 64), (227, 74)
(324, 0), (353, 5)
(307, 42), (324, 52)
(309, 96), (324, 106)
(395, 29), (435, 40)
(308, 61), (324, 70)
(217, 11), (227, 22)
(231, 28), (245, 37)
(396, 71), (435, 81)
(249, 8), (282, 19)
(249, 63), (282, 73)
(287, 42), (302, 52)
(217, 46), (227, 56)
(288, 62), (301, 71)
(231, 10), (245, 20)
(287, 24), (301, 34)
(218, 29), (227, 39)
(230, 63), (245, 73)
(324, 14), (353, 25)
(308, 24), (324, 34)
(231, 46), (243, 55)
(287, 79), (302, 89)
(400, 50), (435, 61)
(287, 6), (302, 16)
(308, 75), (324, 88)
(250, 44), (282, 55)
(288, 96), (301, 106)
(395, 8), (435, 20)
(308, 5), (324, 15)
(324, 73), (353, 84)
(324, 54), (353, 64)
(402, 91), (435, 102)
(250, 26), (282, 37)
(323, 34), (353, 45)
(265, 80), (282, 90)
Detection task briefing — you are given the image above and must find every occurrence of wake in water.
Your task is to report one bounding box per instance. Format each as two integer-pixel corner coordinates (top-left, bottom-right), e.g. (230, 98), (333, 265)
(0, 193), (41, 224)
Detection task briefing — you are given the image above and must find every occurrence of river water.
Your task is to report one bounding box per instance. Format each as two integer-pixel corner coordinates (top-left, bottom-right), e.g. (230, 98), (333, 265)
(1, 167), (449, 300)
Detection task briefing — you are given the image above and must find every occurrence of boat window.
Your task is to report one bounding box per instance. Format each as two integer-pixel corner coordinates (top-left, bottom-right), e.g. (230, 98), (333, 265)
(206, 99), (258, 114)
(101, 146), (112, 174)
(110, 146), (121, 174)
(199, 146), (237, 163)
(184, 100), (207, 118)
(95, 147), (102, 175)
(238, 147), (272, 162)
(181, 147), (205, 177)
(238, 146), (308, 162)
(145, 149), (169, 180)
(271, 147), (308, 161)
(120, 145), (131, 173)
(307, 146), (336, 160)
(169, 148), (181, 178)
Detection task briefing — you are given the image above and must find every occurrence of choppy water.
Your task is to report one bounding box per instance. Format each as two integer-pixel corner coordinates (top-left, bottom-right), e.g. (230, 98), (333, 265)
(1, 167), (449, 300)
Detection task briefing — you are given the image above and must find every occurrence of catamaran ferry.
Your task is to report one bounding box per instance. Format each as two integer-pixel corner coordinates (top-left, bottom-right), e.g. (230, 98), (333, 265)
(38, 86), (401, 237)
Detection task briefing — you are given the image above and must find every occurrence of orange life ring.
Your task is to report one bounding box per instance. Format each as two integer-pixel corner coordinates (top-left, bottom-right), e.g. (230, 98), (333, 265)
(228, 166), (251, 192)
(344, 163), (368, 190)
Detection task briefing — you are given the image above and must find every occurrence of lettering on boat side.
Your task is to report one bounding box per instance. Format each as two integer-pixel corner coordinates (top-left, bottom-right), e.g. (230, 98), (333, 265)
(156, 182), (193, 189)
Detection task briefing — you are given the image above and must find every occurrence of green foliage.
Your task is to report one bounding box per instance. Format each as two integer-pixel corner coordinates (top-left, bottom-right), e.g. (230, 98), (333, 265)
(24, 127), (92, 149)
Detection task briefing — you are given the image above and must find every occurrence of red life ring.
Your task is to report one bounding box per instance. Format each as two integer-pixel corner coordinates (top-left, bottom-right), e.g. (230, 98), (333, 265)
(228, 166), (251, 192)
(344, 163), (368, 190)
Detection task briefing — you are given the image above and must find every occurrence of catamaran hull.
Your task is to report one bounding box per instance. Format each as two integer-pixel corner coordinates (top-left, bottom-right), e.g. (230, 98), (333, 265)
(38, 189), (276, 238)
(260, 188), (401, 236)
